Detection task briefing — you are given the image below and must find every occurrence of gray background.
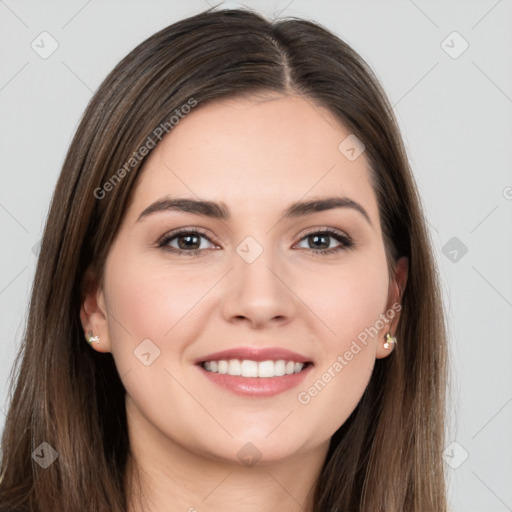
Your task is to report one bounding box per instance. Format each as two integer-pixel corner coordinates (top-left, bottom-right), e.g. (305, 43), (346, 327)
(1, 1), (511, 510)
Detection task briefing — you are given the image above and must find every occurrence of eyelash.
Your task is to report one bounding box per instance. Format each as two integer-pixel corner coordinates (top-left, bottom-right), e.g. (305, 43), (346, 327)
(157, 228), (354, 257)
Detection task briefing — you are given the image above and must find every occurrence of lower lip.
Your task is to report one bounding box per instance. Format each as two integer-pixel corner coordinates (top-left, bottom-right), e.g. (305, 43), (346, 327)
(197, 364), (313, 397)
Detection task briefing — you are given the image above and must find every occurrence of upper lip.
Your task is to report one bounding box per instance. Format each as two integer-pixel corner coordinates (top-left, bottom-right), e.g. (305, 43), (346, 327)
(194, 346), (312, 364)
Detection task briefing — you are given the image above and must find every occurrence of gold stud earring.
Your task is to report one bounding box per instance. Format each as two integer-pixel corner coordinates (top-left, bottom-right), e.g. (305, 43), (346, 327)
(85, 330), (100, 344)
(383, 332), (397, 349)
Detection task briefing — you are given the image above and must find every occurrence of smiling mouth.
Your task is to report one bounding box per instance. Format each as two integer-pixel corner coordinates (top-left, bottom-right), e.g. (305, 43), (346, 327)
(199, 359), (312, 378)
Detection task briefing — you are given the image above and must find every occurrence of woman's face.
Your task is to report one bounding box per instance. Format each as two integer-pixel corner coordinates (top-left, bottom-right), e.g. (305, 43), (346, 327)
(83, 94), (406, 466)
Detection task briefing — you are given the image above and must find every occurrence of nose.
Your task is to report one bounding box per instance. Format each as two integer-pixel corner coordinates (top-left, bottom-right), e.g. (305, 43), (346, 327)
(221, 246), (297, 330)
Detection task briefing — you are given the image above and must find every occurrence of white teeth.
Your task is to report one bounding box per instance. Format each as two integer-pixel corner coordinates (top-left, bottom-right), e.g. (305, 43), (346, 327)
(241, 359), (258, 377)
(217, 360), (228, 374)
(202, 358), (308, 377)
(258, 360), (275, 378)
(228, 359), (241, 376)
(274, 360), (286, 376)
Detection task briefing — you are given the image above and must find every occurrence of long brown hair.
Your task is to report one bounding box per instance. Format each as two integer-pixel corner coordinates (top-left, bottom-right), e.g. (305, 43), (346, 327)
(0, 7), (447, 511)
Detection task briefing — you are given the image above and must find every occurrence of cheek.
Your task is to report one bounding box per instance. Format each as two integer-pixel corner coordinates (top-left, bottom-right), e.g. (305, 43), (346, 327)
(100, 253), (223, 447)
(302, 253), (389, 350)
(293, 253), (388, 434)
(107, 253), (208, 343)
(101, 249), (217, 370)
(328, 273), (388, 344)
(297, 346), (375, 446)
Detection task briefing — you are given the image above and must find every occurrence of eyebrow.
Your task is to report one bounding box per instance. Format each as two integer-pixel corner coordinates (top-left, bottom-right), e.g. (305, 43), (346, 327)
(137, 196), (373, 227)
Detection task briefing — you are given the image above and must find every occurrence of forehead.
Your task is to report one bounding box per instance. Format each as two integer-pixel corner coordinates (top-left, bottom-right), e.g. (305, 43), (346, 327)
(126, 94), (379, 224)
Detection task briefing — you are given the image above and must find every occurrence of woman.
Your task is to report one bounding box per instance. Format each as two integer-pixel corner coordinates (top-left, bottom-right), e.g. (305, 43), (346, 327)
(0, 7), (448, 511)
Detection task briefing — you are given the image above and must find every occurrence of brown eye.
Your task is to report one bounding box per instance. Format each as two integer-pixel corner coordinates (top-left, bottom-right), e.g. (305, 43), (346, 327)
(306, 233), (331, 250)
(158, 229), (217, 255)
(295, 229), (353, 254)
(176, 233), (202, 250)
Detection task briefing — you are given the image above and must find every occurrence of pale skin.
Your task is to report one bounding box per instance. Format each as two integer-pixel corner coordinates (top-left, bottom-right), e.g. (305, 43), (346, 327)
(81, 94), (408, 512)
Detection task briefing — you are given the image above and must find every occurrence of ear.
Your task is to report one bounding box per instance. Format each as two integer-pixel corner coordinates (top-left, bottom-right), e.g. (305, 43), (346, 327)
(376, 256), (408, 359)
(79, 267), (112, 353)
